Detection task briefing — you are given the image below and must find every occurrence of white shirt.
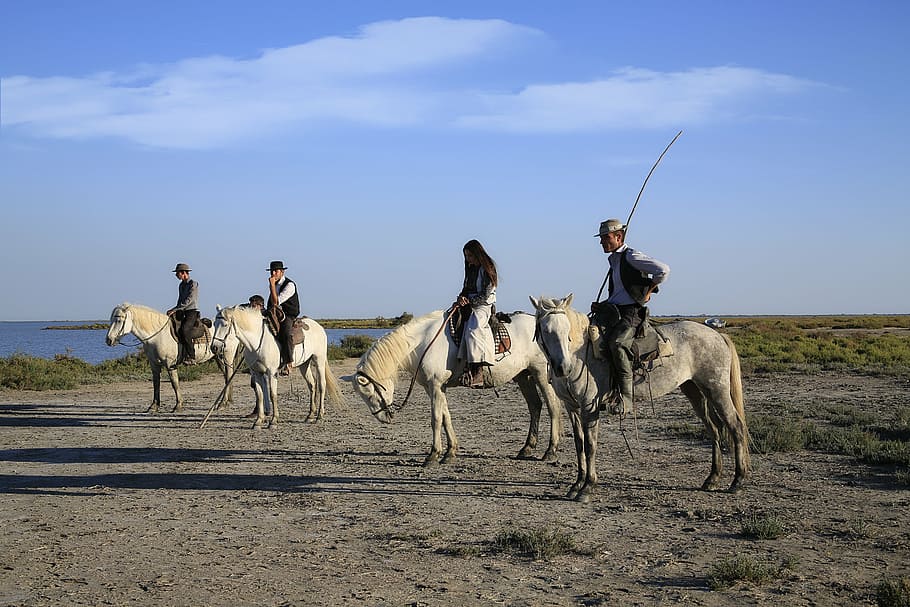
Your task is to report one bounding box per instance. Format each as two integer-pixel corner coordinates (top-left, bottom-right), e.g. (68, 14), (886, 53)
(606, 244), (670, 306)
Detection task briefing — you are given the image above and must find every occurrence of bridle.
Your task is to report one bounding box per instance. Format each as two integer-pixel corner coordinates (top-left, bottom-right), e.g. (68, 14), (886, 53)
(111, 308), (170, 347)
(354, 369), (396, 419)
(534, 307), (589, 385)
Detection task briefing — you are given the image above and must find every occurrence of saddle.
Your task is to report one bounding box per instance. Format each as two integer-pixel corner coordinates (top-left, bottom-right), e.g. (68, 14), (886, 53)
(588, 306), (673, 369)
(169, 313), (212, 344)
(448, 305), (512, 356)
(264, 307), (310, 346)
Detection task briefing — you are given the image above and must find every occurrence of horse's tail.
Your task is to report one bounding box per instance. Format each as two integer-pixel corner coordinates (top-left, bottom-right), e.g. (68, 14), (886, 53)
(324, 361), (344, 408)
(722, 333), (751, 468)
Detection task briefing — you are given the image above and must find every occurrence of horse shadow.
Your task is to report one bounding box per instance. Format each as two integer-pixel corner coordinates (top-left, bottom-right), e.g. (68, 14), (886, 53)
(0, 446), (564, 499)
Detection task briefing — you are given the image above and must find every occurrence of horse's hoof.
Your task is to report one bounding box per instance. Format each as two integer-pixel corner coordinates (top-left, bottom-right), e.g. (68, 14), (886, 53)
(422, 455), (441, 468)
(441, 452), (457, 465)
(172, 405), (183, 413)
(565, 488), (579, 501)
(701, 478), (722, 492)
(541, 448), (558, 462)
(144, 406), (158, 414)
(575, 490), (594, 504)
(516, 446), (535, 460)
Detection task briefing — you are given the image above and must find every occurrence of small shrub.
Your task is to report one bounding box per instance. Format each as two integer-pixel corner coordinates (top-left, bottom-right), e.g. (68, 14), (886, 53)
(877, 576), (910, 607)
(328, 334), (376, 360)
(493, 527), (579, 560)
(740, 513), (786, 540)
(708, 555), (777, 589)
(747, 415), (811, 452)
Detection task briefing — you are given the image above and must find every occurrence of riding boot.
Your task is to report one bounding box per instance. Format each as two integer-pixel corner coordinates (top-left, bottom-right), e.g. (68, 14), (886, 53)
(610, 358), (634, 415)
(182, 340), (196, 364)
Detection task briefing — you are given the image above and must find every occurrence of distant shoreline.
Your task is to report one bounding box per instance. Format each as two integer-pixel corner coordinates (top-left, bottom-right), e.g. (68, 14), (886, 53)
(42, 319), (395, 330)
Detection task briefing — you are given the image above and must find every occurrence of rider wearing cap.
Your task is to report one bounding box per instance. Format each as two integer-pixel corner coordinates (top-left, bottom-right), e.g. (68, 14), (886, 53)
(267, 261), (299, 376)
(591, 219), (669, 414)
(167, 262), (200, 364)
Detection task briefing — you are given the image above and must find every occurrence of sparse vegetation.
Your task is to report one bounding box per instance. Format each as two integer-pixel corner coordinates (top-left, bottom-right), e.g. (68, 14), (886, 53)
(491, 526), (583, 560)
(328, 334), (376, 361)
(0, 350), (220, 390)
(707, 555), (782, 589)
(877, 576), (910, 607)
(740, 513), (786, 540)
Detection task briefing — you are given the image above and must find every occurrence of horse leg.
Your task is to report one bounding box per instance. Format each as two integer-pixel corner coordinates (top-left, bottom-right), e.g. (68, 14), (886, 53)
(538, 375), (563, 461)
(705, 386), (752, 492)
(424, 383), (457, 466)
(299, 361), (321, 423)
(250, 372), (267, 429)
(576, 417), (600, 503)
(267, 373), (280, 428)
(566, 410), (588, 500)
(513, 372), (542, 459)
(168, 366), (183, 413)
(312, 362), (326, 422)
(681, 381), (724, 491)
(219, 360), (234, 409)
(146, 363), (162, 413)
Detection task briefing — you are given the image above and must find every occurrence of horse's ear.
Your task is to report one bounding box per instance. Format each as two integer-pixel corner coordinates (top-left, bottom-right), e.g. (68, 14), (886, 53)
(529, 296), (540, 311)
(565, 293), (574, 308)
(216, 304), (222, 312)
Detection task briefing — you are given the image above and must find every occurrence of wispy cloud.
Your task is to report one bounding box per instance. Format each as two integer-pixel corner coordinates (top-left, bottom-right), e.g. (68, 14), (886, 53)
(456, 66), (821, 131)
(2, 18), (820, 149)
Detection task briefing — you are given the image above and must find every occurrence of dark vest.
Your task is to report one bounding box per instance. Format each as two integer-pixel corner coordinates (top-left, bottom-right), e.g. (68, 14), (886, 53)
(611, 249), (658, 306)
(278, 278), (300, 318)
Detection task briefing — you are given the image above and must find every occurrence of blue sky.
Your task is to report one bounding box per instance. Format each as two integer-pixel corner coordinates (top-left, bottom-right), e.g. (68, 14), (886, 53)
(2, 1), (908, 321)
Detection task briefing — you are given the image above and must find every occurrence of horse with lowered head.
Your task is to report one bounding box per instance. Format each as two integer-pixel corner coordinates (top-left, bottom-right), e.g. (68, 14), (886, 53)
(531, 294), (750, 502)
(341, 309), (564, 466)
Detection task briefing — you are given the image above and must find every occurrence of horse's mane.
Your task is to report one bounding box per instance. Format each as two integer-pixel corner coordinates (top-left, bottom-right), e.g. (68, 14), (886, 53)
(536, 296), (589, 345)
(223, 305), (264, 332)
(120, 302), (167, 324)
(357, 310), (442, 380)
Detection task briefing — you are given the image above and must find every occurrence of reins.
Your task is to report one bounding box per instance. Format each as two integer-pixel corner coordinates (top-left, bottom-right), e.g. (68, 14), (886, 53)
(111, 308), (171, 348)
(395, 304), (460, 415)
(535, 306), (637, 457)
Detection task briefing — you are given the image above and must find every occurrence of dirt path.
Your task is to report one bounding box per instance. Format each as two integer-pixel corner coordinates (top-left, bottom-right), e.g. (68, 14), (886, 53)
(1, 360), (908, 606)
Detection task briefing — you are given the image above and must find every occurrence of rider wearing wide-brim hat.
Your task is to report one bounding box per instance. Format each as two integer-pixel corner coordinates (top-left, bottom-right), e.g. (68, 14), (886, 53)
(591, 219), (670, 414)
(167, 262), (200, 364)
(267, 260), (300, 376)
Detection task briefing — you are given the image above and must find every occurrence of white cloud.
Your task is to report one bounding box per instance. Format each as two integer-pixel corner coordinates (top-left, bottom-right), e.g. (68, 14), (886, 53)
(456, 66), (821, 132)
(1, 17), (820, 149)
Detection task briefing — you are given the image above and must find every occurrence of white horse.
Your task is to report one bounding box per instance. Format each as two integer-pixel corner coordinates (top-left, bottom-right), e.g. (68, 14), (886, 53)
(105, 303), (219, 413)
(211, 305), (342, 428)
(341, 309), (564, 466)
(531, 294), (751, 502)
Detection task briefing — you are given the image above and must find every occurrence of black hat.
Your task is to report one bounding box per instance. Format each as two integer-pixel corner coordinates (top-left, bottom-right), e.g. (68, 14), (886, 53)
(268, 261), (288, 272)
(173, 263), (192, 273)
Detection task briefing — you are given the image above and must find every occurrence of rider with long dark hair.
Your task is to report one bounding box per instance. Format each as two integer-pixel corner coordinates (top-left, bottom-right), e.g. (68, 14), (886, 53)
(456, 239), (498, 388)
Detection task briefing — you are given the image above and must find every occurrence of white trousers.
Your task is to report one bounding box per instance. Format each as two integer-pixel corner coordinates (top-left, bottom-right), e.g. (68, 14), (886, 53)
(462, 304), (494, 364)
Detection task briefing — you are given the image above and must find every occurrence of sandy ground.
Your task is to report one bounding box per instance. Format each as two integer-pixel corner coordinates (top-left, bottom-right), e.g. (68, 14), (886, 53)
(1, 358), (909, 606)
